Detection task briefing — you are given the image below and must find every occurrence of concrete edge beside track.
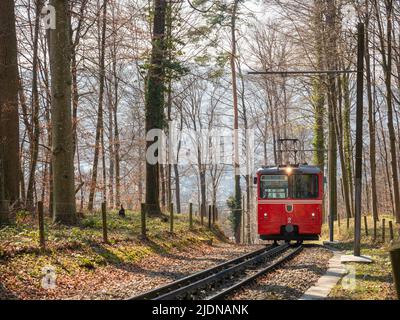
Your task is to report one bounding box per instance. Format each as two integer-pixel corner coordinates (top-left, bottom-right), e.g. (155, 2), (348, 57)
(299, 246), (347, 300)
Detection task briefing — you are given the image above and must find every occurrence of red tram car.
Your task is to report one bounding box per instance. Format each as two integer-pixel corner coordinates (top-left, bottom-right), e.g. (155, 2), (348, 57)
(256, 164), (324, 244)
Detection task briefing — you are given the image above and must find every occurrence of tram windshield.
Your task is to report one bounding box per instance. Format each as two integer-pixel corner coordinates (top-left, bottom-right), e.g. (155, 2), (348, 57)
(260, 175), (289, 199)
(260, 174), (319, 199)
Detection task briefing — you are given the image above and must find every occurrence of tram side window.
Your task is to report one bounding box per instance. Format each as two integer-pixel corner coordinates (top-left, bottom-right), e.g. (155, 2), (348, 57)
(260, 175), (288, 199)
(292, 174), (319, 199)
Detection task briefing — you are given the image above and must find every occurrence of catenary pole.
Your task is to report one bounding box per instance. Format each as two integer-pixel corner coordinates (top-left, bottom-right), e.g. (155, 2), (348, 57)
(354, 23), (365, 256)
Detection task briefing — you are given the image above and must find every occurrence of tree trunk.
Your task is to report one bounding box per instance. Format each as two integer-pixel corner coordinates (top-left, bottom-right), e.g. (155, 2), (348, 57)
(375, 0), (400, 224)
(312, 76), (325, 170)
(70, 1), (87, 212)
(199, 147), (206, 221)
(71, 0), (86, 156)
(377, 105), (395, 216)
(26, 0), (44, 211)
(174, 164), (181, 214)
(365, 6), (379, 221)
(0, 0), (20, 209)
(231, 0), (241, 243)
(325, 0), (338, 240)
(114, 98), (121, 208)
(384, 1), (400, 224)
(144, 0), (167, 216)
(335, 76), (352, 221)
(238, 58), (251, 244)
(42, 33), (53, 215)
(71, 50), (79, 156)
(0, 149), (9, 224)
(160, 165), (166, 209)
(49, 0), (76, 224)
(88, 0), (108, 211)
(110, 20), (121, 208)
(174, 113), (183, 214)
(107, 84), (115, 209)
(101, 109), (107, 206)
(342, 74), (354, 217)
(311, 1), (325, 170)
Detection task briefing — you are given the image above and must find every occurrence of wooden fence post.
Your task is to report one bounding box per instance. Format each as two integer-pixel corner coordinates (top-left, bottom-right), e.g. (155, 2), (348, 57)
(141, 203), (147, 239)
(389, 221), (394, 242)
(37, 201), (45, 252)
(382, 218), (386, 242)
(364, 216), (368, 236)
(347, 217), (350, 230)
(373, 219), (377, 241)
(208, 204), (212, 229)
(189, 203), (193, 230)
(102, 202), (108, 243)
(215, 207), (218, 222)
(170, 203), (174, 233)
(200, 204), (204, 226)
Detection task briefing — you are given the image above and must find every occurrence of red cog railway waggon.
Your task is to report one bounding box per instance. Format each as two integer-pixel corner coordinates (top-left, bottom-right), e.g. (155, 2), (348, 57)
(255, 164), (324, 243)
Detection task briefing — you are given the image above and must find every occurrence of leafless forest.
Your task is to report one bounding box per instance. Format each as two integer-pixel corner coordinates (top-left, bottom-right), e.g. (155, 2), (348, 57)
(1, 0), (400, 242)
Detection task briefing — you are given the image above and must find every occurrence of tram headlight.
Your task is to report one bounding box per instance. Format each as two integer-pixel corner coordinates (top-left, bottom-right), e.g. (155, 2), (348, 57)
(286, 167), (293, 175)
(264, 213), (268, 219)
(311, 213), (316, 219)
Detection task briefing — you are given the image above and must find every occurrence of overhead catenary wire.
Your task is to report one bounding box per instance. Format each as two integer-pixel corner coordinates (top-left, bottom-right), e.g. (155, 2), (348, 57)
(248, 70), (357, 76)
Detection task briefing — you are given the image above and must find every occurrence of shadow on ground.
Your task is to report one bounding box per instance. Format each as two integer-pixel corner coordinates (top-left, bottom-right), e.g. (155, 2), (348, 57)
(0, 282), (19, 300)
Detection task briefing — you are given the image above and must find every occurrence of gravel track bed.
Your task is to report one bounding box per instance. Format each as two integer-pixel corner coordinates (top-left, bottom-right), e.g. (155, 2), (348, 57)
(193, 246), (299, 300)
(229, 246), (333, 300)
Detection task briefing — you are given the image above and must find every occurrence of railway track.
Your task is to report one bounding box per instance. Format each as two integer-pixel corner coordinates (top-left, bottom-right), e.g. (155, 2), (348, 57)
(129, 243), (303, 300)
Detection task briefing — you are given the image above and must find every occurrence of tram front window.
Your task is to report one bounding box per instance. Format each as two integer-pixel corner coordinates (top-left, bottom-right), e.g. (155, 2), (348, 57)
(260, 175), (288, 199)
(260, 174), (319, 199)
(292, 174), (319, 199)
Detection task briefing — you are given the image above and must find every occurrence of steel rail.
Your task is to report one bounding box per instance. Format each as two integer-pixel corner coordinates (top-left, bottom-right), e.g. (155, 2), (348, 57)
(208, 245), (304, 300)
(153, 244), (290, 300)
(129, 244), (275, 300)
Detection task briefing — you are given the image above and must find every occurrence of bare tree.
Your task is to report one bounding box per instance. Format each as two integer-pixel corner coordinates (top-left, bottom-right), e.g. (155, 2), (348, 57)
(144, 0), (167, 216)
(49, 0), (76, 224)
(0, 0), (20, 215)
(374, 0), (400, 225)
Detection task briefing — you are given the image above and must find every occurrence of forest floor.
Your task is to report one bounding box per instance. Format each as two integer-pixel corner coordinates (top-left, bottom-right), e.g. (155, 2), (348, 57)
(0, 210), (261, 300)
(320, 215), (398, 300)
(1, 211), (398, 300)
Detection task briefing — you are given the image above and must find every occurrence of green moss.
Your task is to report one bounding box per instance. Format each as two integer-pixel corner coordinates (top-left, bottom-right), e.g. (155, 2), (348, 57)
(75, 255), (103, 270)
